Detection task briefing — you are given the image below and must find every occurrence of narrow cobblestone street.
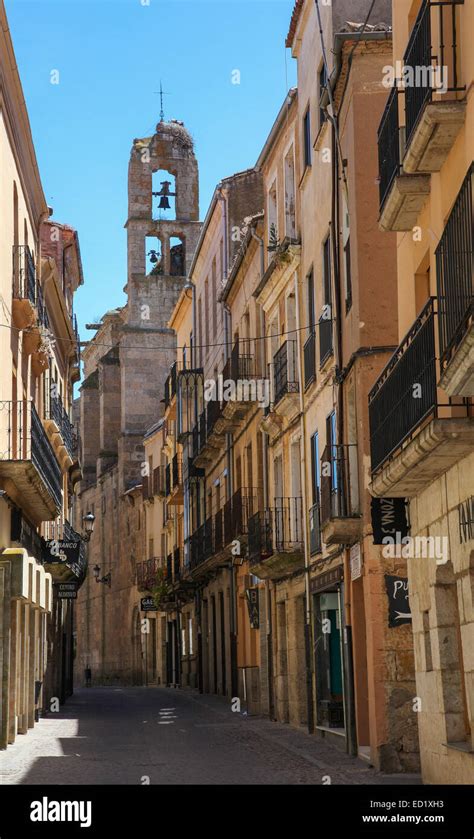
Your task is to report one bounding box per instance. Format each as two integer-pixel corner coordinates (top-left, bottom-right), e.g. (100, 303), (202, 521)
(1, 688), (421, 786)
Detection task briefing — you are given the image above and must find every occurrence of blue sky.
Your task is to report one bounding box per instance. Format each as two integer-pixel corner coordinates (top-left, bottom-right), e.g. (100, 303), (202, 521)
(6, 0), (297, 333)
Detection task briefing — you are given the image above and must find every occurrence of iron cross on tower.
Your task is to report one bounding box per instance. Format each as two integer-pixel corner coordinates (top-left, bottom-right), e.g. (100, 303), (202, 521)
(155, 81), (171, 123)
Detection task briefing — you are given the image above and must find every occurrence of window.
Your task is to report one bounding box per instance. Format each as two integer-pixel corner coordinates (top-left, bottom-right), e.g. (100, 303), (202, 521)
(212, 258), (217, 334)
(344, 237), (352, 312)
(323, 235), (331, 307)
(307, 269), (315, 332)
(319, 63), (328, 128)
(326, 412), (337, 491)
(310, 431), (320, 504)
(204, 278), (209, 357)
(342, 194), (352, 312)
(303, 107), (311, 168)
(268, 180), (278, 248)
(284, 147), (296, 238)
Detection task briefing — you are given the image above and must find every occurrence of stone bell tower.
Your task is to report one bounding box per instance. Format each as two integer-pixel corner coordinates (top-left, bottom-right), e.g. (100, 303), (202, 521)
(118, 119), (201, 491)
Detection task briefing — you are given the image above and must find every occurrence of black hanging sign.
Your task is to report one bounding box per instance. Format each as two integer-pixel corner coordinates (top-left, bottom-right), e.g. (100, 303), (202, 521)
(371, 497), (409, 545)
(385, 575), (411, 627)
(245, 588), (260, 629)
(140, 596), (158, 612)
(42, 537), (81, 565)
(57, 582), (79, 600)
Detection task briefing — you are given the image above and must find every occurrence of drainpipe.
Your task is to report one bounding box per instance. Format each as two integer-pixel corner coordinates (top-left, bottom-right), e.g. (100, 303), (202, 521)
(251, 226), (274, 719)
(330, 106), (357, 757)
(294, 268), (314, 734)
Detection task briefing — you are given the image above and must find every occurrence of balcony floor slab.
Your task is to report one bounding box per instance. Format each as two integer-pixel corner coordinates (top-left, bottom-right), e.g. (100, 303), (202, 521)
(439, 323), (474, 398)
(379, 174), (430, 232)
(251, 550), (304, 581)
(403, 101), (466, 174)
(370, 417), (474, 498)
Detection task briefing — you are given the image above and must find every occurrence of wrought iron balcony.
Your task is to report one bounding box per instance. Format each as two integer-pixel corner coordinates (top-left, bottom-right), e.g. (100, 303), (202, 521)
(404, 0), (464, 152)
(12, 245), (36, 304)
(223, 339), (256, 383)
(378, 1), (465, 227)
(136, 558), (164, 591)
(377, 87), (401, 211)
(369, 297), (472, 495)
(370, 300), (438, 473)
(437, 163), (474, 395)
(248, 497), (304, 580)
(0, 400), (62, 520)
(44, 387), (75, 461)
(304, 331), (316, 388)
(274, 340), (298, 405)
(320, 444), (361, 545)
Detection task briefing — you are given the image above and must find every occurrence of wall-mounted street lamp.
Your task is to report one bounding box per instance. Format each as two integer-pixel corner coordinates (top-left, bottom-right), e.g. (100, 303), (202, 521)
(82, 511), (96, 542)
(93, 564), (111, 587)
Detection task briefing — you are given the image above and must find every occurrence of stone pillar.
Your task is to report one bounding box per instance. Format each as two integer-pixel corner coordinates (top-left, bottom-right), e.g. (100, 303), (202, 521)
(18, 603), (29, 734)
(0, 562), (11, 749)
(8, 600), (19, 743)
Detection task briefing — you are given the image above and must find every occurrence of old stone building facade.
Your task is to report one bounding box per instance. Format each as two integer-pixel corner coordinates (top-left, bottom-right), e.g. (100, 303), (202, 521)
(1, 1), (85, 749)
(71, 0), (472, 787)
(370, 0), (473, 783)
(74, 118), (201, 685)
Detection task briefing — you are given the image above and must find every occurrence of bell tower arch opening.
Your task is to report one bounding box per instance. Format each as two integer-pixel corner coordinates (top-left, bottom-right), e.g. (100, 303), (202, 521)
(152, 170), (176, 221)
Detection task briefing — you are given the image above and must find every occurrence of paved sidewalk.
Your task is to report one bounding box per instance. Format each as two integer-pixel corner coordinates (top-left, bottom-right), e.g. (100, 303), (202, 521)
(1, 687), (422, 785)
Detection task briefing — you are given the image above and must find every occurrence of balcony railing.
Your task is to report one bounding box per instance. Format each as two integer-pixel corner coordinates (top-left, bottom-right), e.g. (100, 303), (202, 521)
(248, 497), (303, 565)
(12, 245), (36, 303)
(377, 87), (400, 210)
(369, 298), (442, 473)
(223, 339), (256, 382)
(304, 331), (316, 388)
(0, 400), (62, 511)
(136, 558), (163, 591)
(436, 163), (473, 369)
(44, 386), (75, 459)
(404, 0), (432, 146)
(320, 444), (360, 525)
(273, 341), (298, 405)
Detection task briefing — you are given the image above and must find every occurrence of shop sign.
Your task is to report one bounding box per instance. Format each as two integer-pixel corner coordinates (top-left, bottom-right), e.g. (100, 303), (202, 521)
(57, 582), (79, 600)
(385, 575), (411, 627)
(371, 497), (409, 545)
(42, 538), (81, 565)
(140, 596), (157, 612)
(245, 588), (260, 629)
(310, 566), (343, 594)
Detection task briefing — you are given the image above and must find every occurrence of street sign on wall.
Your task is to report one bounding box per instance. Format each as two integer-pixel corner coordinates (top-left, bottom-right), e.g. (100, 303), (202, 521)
(385, 575), (411, 627)
(245, 588), (260, 629)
